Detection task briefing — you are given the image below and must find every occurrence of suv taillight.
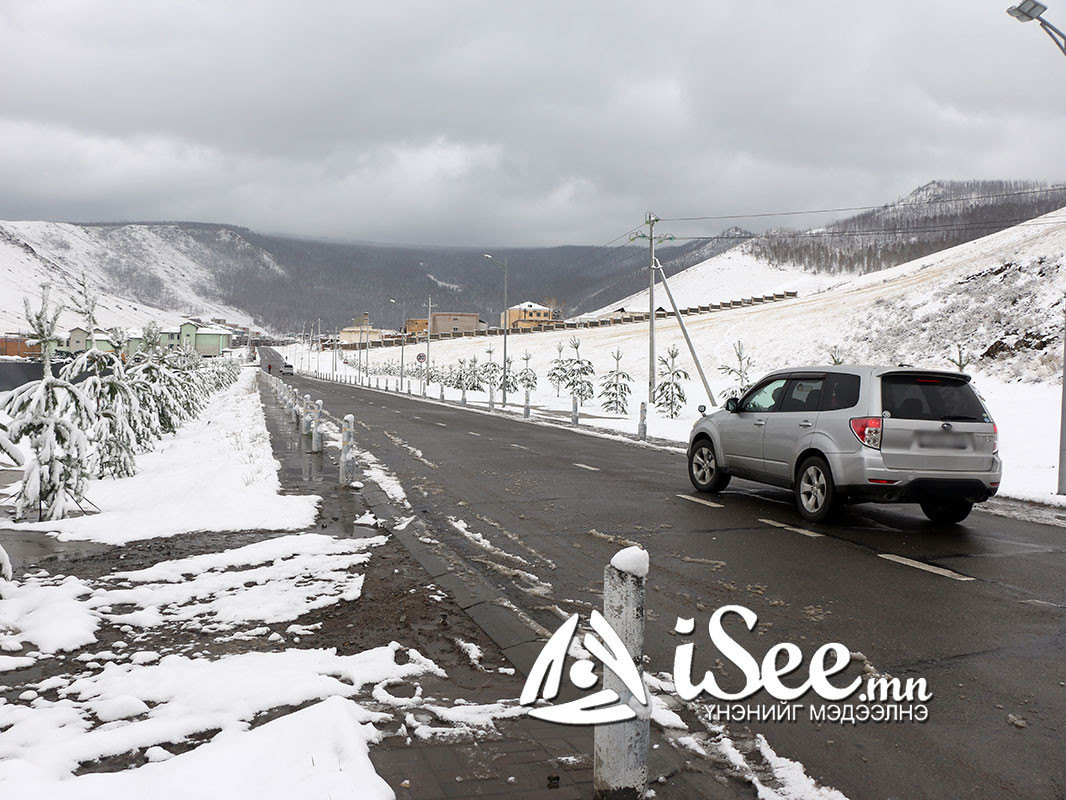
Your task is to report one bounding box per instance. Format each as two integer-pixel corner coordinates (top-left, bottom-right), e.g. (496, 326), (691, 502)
(993, 422), (999, 455)
(850, 417), (882, 449)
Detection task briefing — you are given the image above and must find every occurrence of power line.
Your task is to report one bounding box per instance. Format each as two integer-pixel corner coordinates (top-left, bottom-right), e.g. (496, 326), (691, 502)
(660, 184), (1066, 223)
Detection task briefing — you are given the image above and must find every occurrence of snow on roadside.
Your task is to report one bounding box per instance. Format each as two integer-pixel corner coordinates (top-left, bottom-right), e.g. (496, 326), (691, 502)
(0, 644), (442, 791)
(0, 696), (394, 800)
(5, 368), (320, 543)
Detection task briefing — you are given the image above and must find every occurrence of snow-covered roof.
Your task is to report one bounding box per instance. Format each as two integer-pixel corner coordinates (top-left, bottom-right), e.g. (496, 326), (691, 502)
(510, 301), (549, 310)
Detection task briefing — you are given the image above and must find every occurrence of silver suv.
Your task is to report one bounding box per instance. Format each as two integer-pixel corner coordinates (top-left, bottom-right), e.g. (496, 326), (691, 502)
(687, 366), (1001, 523)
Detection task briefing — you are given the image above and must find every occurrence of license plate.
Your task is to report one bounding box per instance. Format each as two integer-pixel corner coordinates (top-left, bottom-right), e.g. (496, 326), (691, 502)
(917, 432), (968, 449)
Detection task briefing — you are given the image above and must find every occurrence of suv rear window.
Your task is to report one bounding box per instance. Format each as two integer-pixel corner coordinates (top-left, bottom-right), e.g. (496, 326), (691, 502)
(822, 373), (860, 411)
(881, 374), (988, 422)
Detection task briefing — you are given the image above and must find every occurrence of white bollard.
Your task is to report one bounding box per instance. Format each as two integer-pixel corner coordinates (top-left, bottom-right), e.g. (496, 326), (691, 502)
(461, 387), (467, 406)
(524, 389), (530, 419)
(439, 384), (445, 401)
(301, 394), (312, 435)
(311, 400), (323, 453)
(339, 414), (355, 484)
(407, 382), (412, 395)
(571, 394), (579, 426)
(637, 401), (647, 441)
(594, 549), (650, 798)
(489, 385), (495, 411)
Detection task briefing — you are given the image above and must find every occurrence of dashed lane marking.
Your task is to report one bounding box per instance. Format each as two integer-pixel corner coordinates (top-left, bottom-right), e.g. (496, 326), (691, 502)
(435, 422), (447, 427)
(676, 493), (724, 509)
(877, 554), (975, 581)
(573, 463), (600, 471)
(469, 431), (482, 437)
(759, 518), (824, 538)
(511, 444), (530, 450)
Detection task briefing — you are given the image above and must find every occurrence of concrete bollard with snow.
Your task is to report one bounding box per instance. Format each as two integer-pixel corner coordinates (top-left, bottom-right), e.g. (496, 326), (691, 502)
(300, 394), (312, 436)
(439, 384), (445, 401)
(489, 385), (495, 410)
(339, 414), (355, 484)
(524, 389), (530, 419)
(571, 394), (579, 427)
(311, 400), (323, 453)
(594, 546), (650, 799)
(637, 401), (647, 441)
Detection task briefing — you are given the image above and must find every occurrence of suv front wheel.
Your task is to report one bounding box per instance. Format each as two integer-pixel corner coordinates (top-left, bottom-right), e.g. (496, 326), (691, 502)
(688, 440), (731, 493)
(795, 455), (838, 523)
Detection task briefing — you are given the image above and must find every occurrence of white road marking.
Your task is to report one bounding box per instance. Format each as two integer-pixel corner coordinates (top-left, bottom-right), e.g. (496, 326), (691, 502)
(676, 493), (724, 508)
(511, 444), (530, 450)
(759, 518), (824, 538)
(877, 554), (975, 581)
(573, 463), (600, 471)
(468, 431), (482, 437)
(435, 422), (447, 427)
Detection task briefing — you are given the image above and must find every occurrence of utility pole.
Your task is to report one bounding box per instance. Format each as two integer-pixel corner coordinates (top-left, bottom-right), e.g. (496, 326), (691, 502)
(631, 213), (675, 406)
(423, 295), (433, 395)
(483, 254), (509, 406)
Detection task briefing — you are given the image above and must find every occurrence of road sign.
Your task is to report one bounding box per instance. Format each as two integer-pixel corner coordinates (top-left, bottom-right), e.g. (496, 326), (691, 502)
(416, 353), (427, 363)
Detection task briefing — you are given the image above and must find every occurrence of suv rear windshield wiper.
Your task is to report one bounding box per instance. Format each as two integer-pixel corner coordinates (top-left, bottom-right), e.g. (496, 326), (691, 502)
(940, 415), (982, 421)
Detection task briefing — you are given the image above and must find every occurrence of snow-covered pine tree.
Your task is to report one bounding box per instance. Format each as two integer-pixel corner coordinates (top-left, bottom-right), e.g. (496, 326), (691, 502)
(548, 342), (568, 398)
(599, 348), (633, 415)
(60, 348), (140, 479)
(718, 340), (754, 400)
(565, 337), (595, 405)
(465, 355), (483, 391)
(517, 351), (538, 392)
(69, 272), (99, 352)
(1, 287), (96, 521)
(653, 345), (689, 419)
(501, 355), (518, 396)
(480, 346), (502, 390)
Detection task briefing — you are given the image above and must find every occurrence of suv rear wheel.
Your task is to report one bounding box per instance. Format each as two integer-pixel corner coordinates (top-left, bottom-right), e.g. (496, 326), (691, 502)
(795, 455), (838, 523)
(689, 440), (731, 493)
(920, 499), (973, 524)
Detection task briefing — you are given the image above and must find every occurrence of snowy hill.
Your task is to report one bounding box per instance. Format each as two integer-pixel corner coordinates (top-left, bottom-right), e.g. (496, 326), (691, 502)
(590, 248), (843, 317)
(0, 221), (263, 335)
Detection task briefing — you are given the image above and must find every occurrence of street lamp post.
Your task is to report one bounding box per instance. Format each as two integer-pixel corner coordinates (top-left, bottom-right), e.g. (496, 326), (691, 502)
(1007, 1), (1066, 491)
(389, 298), (407, 389)
(631, 214), (675, 406)
(1007, 1), (1066, 56)
(483, 254), (509, 406)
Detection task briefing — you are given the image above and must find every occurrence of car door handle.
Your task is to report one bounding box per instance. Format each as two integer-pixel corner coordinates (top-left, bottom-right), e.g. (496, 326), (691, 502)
(754, 420), (766, 427)
(799, 421), (813, 428)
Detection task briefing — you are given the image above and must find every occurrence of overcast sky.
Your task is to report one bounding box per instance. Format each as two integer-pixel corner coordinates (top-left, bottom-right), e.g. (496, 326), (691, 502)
(1, 1), (1064, 246)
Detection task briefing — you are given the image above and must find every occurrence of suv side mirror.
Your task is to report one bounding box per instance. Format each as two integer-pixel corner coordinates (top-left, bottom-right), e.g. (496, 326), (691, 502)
(697, 404), (707, 415)
(725, 397), (739, 412)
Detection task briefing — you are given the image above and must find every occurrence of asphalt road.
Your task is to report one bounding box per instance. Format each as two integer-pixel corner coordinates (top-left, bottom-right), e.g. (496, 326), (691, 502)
(261, 349), (1065, 800)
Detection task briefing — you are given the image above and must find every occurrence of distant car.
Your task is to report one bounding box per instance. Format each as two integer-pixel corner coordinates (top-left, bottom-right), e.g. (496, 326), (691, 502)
(279, 363), (294, 375)
(687, 366), (1001, 524)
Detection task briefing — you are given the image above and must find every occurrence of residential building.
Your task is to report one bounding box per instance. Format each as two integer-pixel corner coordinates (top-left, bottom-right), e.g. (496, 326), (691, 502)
(502, 301), (553, 329)
(409, 312), (486, 335)
(160, 321), (233, 356)
(1, 334), (41, 358)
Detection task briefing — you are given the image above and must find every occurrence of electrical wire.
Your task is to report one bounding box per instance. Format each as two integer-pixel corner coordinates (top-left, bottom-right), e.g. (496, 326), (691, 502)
(659, 184), (1066, 223)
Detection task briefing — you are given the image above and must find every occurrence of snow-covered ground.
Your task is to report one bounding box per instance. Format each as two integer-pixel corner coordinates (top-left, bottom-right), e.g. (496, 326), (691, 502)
(285, 207), (1066, 506)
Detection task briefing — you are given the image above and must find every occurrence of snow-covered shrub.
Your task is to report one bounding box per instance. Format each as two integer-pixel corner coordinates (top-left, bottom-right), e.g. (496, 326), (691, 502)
(599, 348), (633, 415)
(718, 340), (754, 400)
(654, 345), (689, 419)
(565, 337), (595, 405)
(60, 349), (140, 479)
(1, 288), (96, 520)
(548, 342), (568, 398)
(517, 351), (538, 392)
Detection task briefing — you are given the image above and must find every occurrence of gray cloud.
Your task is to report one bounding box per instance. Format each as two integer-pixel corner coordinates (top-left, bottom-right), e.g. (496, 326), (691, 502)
(1, 0), (1063, 246)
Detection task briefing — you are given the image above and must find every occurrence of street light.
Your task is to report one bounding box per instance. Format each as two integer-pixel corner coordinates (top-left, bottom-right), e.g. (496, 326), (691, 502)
(1006, 1), (1066, 56)
(1006, 3), (1066, 492)
(483, 253), (510, 406)
(389, 298), (406, 389)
